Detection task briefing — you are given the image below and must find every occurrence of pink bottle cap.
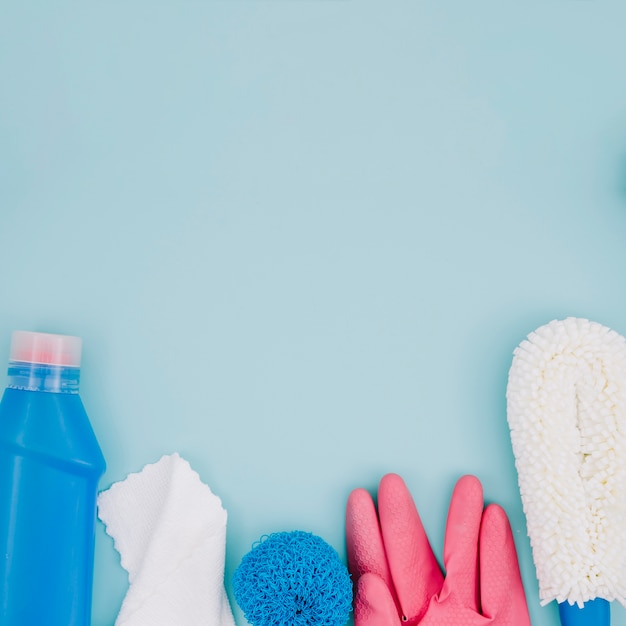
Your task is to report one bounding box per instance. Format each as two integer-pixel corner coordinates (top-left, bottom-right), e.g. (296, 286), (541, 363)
(10, 331), (82, 367)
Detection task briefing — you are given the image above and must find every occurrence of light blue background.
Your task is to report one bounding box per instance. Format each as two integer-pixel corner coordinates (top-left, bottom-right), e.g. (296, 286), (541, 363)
(2, 2), (626, 625)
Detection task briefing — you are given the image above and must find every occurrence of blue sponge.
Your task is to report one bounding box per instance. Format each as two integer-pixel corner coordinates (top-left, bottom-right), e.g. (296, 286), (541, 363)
(233, 530), (353, 626)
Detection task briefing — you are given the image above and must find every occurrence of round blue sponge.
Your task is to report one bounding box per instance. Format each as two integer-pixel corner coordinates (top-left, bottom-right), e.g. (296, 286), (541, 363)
(233, 530), (353, 626)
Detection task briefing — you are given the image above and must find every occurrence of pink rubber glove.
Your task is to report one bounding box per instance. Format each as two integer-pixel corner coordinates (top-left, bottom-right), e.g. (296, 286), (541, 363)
(346, 474), (530, 626)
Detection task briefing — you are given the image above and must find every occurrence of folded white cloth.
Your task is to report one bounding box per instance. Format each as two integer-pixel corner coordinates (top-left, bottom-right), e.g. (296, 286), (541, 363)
(98, 453), (236, 626)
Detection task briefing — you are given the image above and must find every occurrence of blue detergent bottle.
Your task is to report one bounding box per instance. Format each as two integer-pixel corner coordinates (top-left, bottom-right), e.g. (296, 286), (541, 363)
(0, 330), (106, 626)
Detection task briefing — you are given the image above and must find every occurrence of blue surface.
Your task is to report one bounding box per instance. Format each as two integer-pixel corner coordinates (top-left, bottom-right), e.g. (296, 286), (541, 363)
(559, 599), (611, 626)
(1, 2), (626, 625)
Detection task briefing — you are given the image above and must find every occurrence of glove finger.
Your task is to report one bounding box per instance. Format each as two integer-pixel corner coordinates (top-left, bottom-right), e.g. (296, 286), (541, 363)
(479, 503), (530, 625)
(354, 572), (401, 626)
(438, 474), (483, 611)
(378, 473), (443, 622)
(346, 487), (394, 592)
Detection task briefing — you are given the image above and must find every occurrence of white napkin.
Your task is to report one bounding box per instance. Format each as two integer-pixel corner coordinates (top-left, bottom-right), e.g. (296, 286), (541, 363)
(97, 453), (236, 626)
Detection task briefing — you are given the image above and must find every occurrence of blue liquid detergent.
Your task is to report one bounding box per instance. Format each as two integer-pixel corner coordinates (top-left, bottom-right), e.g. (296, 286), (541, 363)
(0, 331), (106, 626)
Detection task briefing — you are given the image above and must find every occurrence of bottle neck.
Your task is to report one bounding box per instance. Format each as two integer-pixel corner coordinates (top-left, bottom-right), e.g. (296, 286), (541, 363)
(7, 361), (80, 394)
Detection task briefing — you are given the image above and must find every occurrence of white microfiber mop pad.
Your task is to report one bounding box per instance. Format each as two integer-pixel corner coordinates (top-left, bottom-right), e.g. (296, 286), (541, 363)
(506, 317), (626, 608)
(98, 453), (236, 626)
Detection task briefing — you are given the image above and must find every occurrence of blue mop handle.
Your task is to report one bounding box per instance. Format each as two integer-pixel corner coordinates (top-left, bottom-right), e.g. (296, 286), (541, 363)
(558, 598), (610, 626)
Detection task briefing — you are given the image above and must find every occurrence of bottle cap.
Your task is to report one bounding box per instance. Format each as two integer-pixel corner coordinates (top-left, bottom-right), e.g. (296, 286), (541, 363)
(10, 331), (82, 368)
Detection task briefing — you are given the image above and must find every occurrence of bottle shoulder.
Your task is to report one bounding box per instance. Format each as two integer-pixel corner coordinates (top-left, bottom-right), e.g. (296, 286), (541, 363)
(0, 388), (106, 475)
